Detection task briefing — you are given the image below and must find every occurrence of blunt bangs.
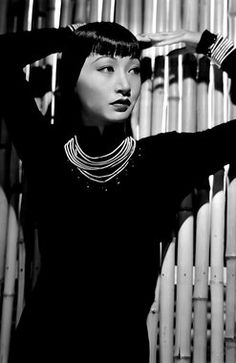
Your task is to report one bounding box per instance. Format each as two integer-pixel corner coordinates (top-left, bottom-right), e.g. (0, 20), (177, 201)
(90, 38), (140, 59)
(59, 22), (140, 90)
(76, 22), (141, 59)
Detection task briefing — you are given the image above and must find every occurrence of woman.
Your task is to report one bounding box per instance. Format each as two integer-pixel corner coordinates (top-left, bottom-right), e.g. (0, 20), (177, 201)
(0, 21), (235, 362)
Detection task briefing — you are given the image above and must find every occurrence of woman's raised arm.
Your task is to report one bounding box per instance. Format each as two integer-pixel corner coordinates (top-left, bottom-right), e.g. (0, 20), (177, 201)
(0, 27), (76, 161)
(138, 28), (236, 80)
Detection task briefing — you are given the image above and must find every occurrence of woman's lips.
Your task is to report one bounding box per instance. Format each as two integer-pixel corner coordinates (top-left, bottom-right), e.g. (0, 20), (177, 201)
(111, 103), (130, 111)
(110, 98), (131, 111)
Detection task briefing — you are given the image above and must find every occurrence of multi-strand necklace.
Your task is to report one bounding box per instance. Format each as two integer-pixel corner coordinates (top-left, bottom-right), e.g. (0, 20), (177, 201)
(64, 135), (136, 183)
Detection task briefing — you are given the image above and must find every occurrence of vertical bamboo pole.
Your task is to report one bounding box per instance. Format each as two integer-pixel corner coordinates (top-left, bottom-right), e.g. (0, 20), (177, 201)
(129, 0), (142, 36)
(89, 0), (102, 22)
(33, 0), (54, 114)
(60, 0), (73, 27)
(193, 58), (211, 363)
(0, 196), (19, 363)
(156, 1), (181, 361)
(228, 0), (236, 119)
(102, 0), (115, 22)
(167, 55), (179, 132)
(210, 168), (225, 363)
(181, 52), (198, 133)
(209, 2), (227, 362)
(166, 0), (181, 133)
(45, 0), (62, 124)
(12, 158), (23, 327)
(15, 226), (26, 326)
(159, 240), (175, 363)
(182, 0), (199, 32)
(225, 5), (236, 362)
(23, 0), (34, 31)
(156, 0), (168, 33)
(33, 1), (46, 73)
(152, 0), (169, 136)
(115, 0), (129, 28)
(147, 268), (161, 363)
(225, 10), (236, 361)
(199, 0), (211, 36)
(0, 0), (8, 34)
(174, 193), (194, 363)
(74, 0), (88, 24)
(225, 164), (236, 363)
(193, 3), (211, 361)
(0, 4), (23, 362)
(129, 0), (143, 140)
(193, 184), (211, 363)
(138, 0), (156, 140)
(23, 0), (34, 80)
(168, 0), (181, 31)
(151, 55), (165, 135)
(174, 2), (198, 362)
(196, 56), (210, 134)
(153, 2), (180, 362)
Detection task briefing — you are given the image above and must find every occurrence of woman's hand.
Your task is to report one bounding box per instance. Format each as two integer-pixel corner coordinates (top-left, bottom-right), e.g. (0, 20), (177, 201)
(137, 30), (202, 55)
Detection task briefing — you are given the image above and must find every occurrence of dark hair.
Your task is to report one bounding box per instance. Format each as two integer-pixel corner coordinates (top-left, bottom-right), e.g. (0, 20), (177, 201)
(55, 22), (140, 137)
(77, 22), (140, 57)
(59, 21), (141, 91)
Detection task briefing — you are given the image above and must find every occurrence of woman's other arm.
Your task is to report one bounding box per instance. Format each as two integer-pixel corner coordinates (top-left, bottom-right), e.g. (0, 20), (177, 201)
(0, 27), (75, 161)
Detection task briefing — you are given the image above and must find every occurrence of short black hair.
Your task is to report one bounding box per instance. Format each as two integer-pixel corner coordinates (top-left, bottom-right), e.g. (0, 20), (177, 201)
(76, 22), (140, 58)
(59, 21), (140, 90)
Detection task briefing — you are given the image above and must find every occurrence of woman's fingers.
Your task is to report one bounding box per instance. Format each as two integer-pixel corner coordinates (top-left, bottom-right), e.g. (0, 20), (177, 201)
(137, 31), (201, 53)
(154, 38), (185, 46)
(136, 34), (152, 42)
(138, 31), (201, 48)
(144, 31), (186, 41)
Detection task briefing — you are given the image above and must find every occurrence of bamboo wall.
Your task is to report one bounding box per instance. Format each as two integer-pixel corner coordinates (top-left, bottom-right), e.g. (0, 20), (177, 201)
(0, 1), (236, 363)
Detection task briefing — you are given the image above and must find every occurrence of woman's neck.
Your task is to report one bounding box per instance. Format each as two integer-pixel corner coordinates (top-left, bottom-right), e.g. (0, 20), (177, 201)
(76, 122), (130, 156)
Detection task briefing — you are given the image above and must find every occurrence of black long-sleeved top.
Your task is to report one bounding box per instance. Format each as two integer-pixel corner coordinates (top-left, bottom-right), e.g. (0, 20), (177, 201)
(1, 27), (236, 363)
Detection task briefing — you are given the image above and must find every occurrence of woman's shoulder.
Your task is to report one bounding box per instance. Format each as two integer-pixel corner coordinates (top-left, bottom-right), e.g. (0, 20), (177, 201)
(135, 131), (180, 167)
(137, 131), (179, 149)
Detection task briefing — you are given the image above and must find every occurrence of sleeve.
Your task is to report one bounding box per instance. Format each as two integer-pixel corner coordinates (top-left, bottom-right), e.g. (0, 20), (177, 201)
(173, 119), (236, 197)
(146, 119), (236, 201)
(0, 27), (75, 161)
(173, 119), (236, 175)
(196, 29), (236, 80)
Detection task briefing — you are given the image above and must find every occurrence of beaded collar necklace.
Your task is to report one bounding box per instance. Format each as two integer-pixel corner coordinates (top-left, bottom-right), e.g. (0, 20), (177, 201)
(64, 135), (136, 183)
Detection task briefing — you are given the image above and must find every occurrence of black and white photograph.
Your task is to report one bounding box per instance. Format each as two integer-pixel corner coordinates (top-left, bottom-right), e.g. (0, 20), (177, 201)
(0, 1), (236, 362)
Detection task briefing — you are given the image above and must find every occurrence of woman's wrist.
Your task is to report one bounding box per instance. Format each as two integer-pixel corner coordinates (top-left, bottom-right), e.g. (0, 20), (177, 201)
(209, 34), (234, 67)
(196, 29), (217, 55)
(196, 29), (235, 67)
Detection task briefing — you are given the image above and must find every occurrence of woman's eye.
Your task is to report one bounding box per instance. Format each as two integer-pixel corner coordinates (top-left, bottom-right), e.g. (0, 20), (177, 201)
(129, 67), (140, 75)
(98, 66), (114, 73)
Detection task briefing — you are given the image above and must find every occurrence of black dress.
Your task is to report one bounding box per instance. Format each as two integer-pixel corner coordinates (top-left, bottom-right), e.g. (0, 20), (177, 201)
(1, 27), (236, 362)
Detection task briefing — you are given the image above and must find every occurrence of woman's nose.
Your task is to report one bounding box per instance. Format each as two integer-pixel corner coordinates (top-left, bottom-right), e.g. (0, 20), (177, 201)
(116, 72), (131, 95)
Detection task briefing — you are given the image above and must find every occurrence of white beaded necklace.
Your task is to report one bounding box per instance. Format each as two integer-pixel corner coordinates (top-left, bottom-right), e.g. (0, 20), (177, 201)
(64, 135), (136, 183)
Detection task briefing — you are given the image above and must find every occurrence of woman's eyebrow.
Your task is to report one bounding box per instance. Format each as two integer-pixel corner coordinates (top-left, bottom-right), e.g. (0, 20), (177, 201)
(92, 56), (115, 64)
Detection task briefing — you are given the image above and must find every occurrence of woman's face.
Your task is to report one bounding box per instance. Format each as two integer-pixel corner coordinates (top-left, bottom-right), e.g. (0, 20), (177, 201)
(75, 53), (141, 128)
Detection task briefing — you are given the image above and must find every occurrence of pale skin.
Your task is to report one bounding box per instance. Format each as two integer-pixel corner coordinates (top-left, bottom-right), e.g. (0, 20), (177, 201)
(75, 30), (201, 134)
(75, 55), (141, 134)
(137, 29), (202, 55)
